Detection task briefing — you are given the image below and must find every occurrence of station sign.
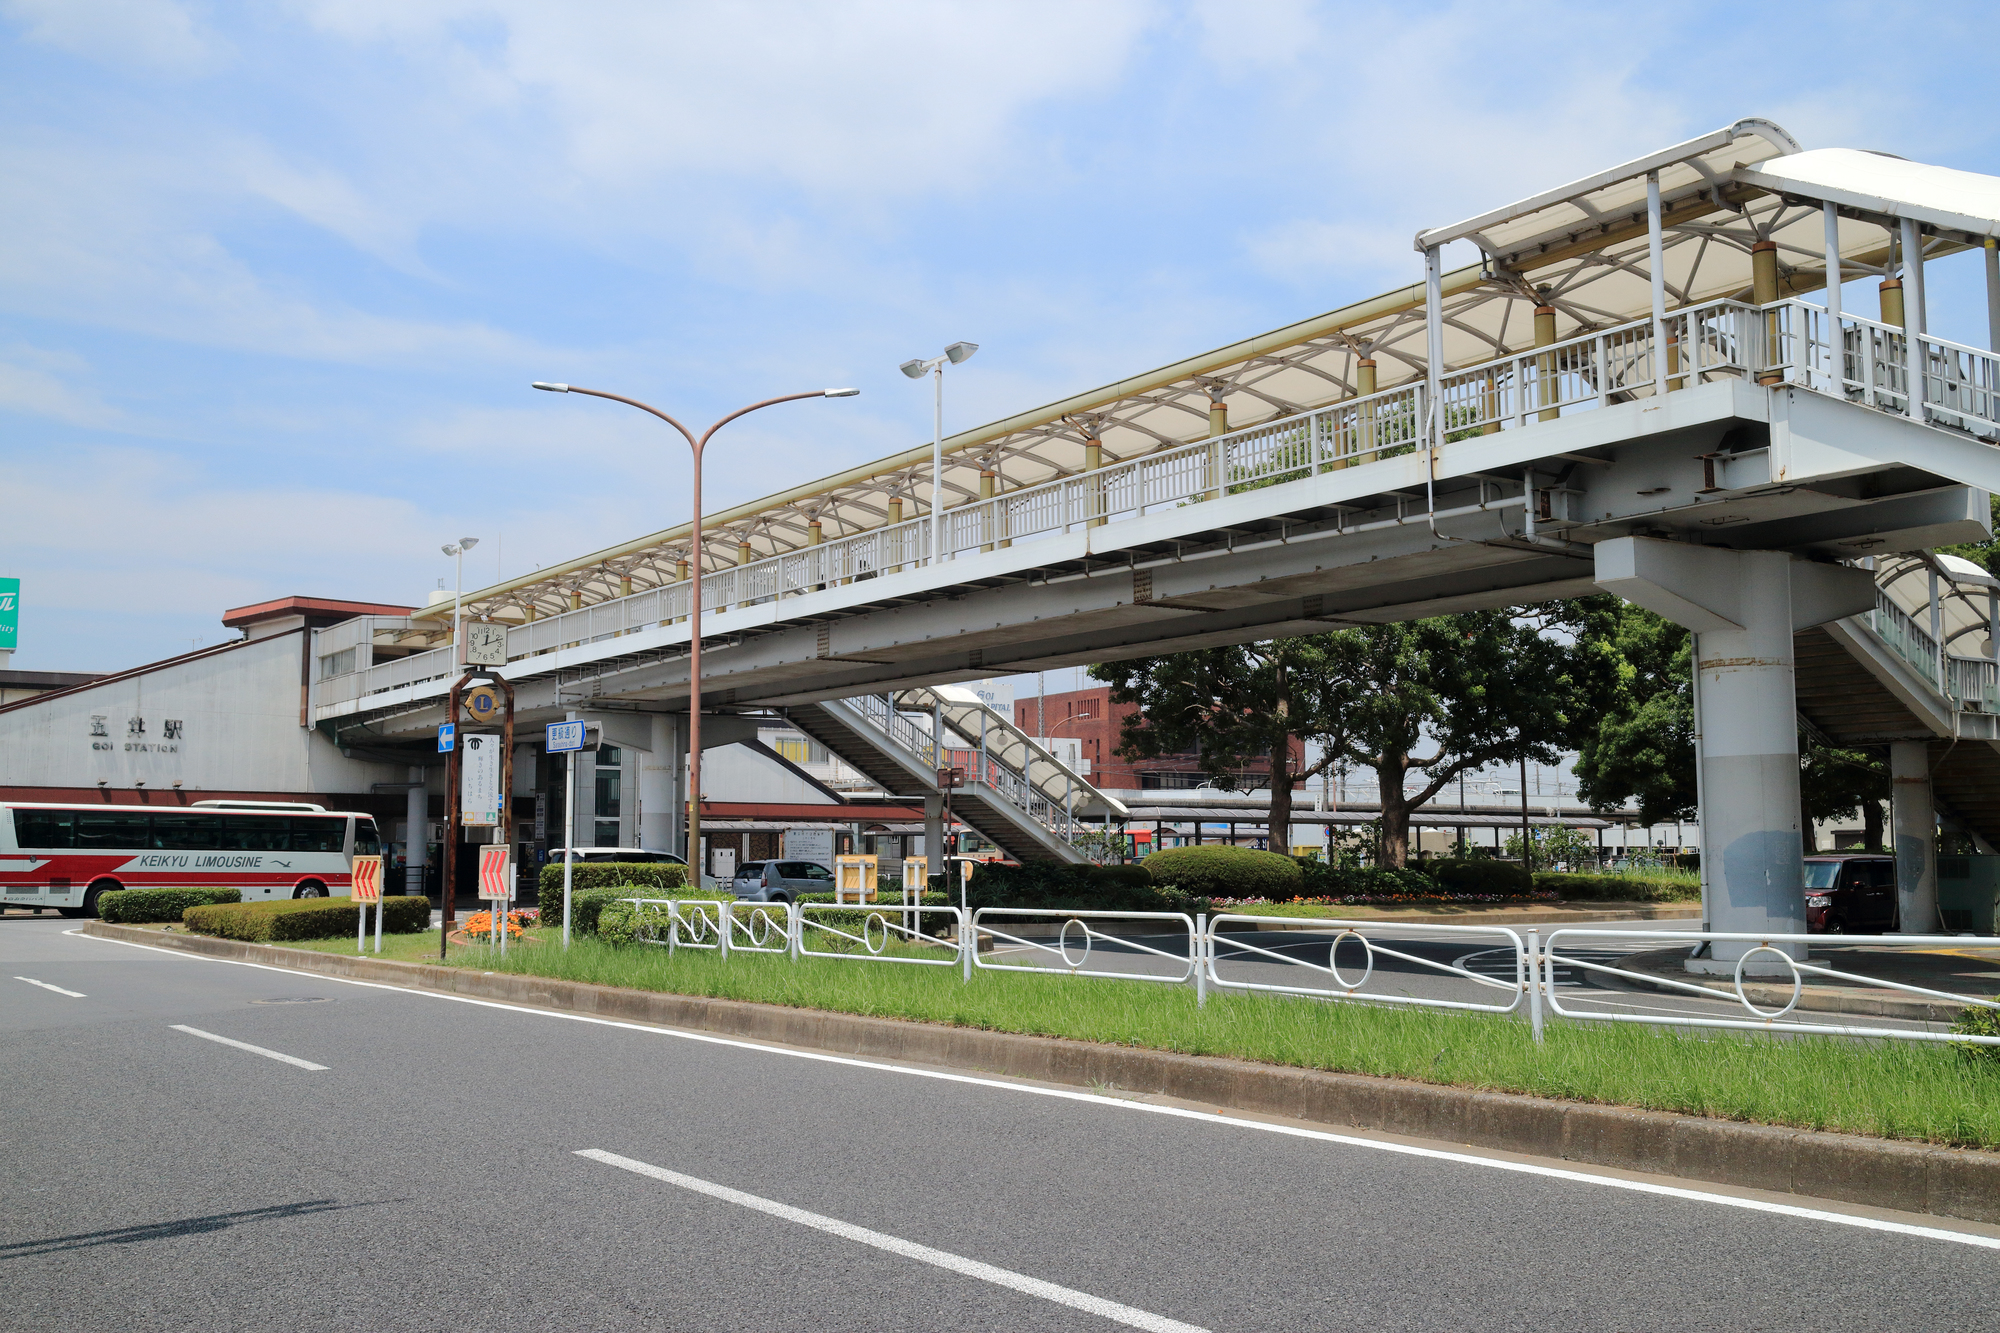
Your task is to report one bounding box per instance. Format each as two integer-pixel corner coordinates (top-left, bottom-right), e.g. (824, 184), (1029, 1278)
(0, 578), (16, 651)
(546, 720), (585, 753)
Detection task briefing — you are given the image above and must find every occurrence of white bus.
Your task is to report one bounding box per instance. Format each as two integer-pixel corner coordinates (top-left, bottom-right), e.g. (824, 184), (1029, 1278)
(0, 800), (382, 918)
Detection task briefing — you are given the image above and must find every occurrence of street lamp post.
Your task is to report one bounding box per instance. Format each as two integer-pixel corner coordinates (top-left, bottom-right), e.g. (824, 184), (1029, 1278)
(441, 537), (479, 666)
(899, 342), (978, 568)
(532, 381), (856, 879)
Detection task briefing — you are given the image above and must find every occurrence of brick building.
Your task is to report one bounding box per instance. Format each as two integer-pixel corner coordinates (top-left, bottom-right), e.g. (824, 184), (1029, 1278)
(1014, 685), (1305, 792)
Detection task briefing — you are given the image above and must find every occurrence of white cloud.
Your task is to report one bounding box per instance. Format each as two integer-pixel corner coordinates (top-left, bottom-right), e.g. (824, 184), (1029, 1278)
(0, 346), (131, 428)
(2, 0), (222, 72)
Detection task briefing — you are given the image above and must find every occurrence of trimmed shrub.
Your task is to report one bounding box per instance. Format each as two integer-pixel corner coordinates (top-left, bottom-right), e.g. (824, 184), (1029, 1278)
(183, 895), (431, 942)
(962, 861), (1169, 914)
(1142, 846), (1302, 901)
(97, 886), (241, 923)
(1297, 863), (1438, 899)
(1950, 1004), (2000, 1064)
(1431, 860), (1534, 897)
(536, 863), (691, 927)
(1534, 872), (1700, 903)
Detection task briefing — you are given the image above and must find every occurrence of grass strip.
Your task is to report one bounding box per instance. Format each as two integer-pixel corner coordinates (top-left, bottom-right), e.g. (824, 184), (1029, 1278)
(282, 926), (2000, 1150)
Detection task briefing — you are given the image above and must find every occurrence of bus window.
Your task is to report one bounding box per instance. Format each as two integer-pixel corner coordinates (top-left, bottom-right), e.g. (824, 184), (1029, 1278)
(220, 816), (288, 851)
(288, 817), (346, 854)
(13, 809), (77, 849)
(152, 813), (223, 851)
(77, 811), (151, 849)
(352, 817), (381, 857)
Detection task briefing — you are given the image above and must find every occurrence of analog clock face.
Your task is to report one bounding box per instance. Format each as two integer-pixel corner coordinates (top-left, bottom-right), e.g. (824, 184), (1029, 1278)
(467, 622), (508, 665)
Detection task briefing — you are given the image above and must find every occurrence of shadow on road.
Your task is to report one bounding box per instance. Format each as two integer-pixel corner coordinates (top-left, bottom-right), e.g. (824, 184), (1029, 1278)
(1, 1198), (393, 1258)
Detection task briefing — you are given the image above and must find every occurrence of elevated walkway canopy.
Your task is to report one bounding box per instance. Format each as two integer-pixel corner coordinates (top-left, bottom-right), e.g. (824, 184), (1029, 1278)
(425, 117), (1998, 627)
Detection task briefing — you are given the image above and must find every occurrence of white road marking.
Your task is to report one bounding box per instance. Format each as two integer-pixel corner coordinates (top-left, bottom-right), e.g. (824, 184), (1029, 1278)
(169, 1024), (328, 1070)
(74, 928), (2000, 1251)
(14, 976), (85, 998)
(577, 1149), (1210, 1332)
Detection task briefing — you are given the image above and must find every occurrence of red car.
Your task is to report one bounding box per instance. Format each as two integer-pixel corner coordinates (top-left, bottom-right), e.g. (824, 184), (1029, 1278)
(1803, 854), (1897, 933)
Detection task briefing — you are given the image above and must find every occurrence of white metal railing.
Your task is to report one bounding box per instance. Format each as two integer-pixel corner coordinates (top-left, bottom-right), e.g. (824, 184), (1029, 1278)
(1856, 586), (2000, 712)
(1206, 916), (1526, 1015)
(319, 292), (2000, 715)
(971, 908), (1197, 984)
(1541, 927), (2000, 1045)
(825, 694), (1090, 844)
(584, 905), (2000, 1049)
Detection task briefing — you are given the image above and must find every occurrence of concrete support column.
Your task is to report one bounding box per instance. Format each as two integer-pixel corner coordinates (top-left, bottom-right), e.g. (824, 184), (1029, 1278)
(405, 765), (428, 896)
(923, 793), (944, 889)
(1752, 239), (1783, 385)
(639, 714), (680, 854)
(1533, 304), (1559, 422)
(1890, 740), (1939, 934)
(1596, 538), (1876, 972)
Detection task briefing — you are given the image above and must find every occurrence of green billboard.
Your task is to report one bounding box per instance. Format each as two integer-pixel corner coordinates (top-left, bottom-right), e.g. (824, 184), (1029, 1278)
(0, 578), (15, 651)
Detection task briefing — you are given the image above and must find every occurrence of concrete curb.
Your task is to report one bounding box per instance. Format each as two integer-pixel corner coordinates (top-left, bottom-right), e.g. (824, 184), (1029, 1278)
(86, 922), (2000, 1226)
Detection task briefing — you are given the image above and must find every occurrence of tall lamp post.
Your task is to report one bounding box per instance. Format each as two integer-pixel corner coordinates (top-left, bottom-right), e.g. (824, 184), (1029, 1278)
(899, 342), (978, 567)
(531, 381), (857, 878)
(442, 537), (479, 665)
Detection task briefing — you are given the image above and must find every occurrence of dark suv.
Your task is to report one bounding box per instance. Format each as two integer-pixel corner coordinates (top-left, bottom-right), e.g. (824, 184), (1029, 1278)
(1804, 854), (1897, 933)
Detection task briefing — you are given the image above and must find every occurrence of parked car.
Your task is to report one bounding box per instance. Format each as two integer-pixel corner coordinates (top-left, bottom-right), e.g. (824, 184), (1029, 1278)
(1803, 853), (1897, 933)
(550, 847), (721, 893)
(731, 860), (836, 904)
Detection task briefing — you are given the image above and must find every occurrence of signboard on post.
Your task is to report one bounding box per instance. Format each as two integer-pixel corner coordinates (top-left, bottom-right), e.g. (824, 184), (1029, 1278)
(784, 826), (835, 867)
(477, 845), (512, 899)
(461, 733), (501, 826)
(835, 854), (877, 903)
(351, 855), (383, 902)
(546, 720), (585, 752)
(0, 578), (17, 652)
(437, 723), (455, 752)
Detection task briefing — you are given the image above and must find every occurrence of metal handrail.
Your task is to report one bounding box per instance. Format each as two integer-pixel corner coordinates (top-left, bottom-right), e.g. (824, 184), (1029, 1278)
(971, 908), (1197, 984)
(1205, 915), (1527, 1014)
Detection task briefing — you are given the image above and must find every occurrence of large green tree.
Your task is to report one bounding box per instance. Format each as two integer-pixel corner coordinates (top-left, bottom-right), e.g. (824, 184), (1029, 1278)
(1093, 610), (1588, 866)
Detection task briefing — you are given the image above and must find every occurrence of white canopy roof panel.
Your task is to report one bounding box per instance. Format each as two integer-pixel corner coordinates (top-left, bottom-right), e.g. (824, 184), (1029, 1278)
(427, 118), (1998, 627)
(1735, 147), (2000, 242)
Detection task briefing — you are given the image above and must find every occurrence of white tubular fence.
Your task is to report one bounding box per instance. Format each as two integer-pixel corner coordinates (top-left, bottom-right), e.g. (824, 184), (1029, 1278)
(603, 900), (1999, 1048)
(1205, 916), (1527, 1017)
(971, 908), (1198, 986)
(1541, 928), (2000, 1045)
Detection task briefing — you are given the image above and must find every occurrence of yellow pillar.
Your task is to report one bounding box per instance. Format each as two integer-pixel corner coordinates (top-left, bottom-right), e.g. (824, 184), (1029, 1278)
(674, 559), (689, 623)
(979, 470), (996, 552)
(1534, 305), (1559, 423)
(525, 606), (538, 622)
(1208, 396), (1228, 437)
(1347, 357), (1378, 466)
(620, 576), (632, 597)
(1879, 277), (1906, 331)
(568, 592), (582, 611)
(807, 520), (824, 590)
(1753, 239), (1783, 385)
(1084, 438), (1104, 528)
(737, 541), (753, 566)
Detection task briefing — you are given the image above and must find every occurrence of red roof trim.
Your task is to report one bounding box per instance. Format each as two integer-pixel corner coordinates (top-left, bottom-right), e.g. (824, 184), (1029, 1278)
(221, 596), (416, 628)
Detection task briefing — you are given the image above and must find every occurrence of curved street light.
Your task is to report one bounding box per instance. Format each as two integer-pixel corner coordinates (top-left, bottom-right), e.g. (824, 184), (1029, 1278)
(531, 381), (858, 876)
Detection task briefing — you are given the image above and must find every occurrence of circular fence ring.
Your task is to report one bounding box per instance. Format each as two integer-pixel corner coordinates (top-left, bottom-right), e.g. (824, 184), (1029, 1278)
(1328, 929), (1375, 992)
(747, 909), (776, 948)
(864, 911), (890, 955)
(1058, 917), (1095, 970)
(1732, 944), (1804, 1019)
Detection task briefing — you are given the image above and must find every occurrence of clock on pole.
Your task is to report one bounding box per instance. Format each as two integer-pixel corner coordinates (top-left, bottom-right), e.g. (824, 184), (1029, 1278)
(465, 620), (508, 667)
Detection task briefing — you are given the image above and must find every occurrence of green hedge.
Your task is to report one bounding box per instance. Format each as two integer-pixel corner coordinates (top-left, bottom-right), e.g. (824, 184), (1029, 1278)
(183, 895), (432, 942)
(1951, 1004), (2000, 1064)
(535, 863), (690, 927)
(1431, 860), (1534, 896)
(1296, 862), (1438, 898)
(1142, 846), (1302, 901)
(97, 886), (241, 923)
(1534, 872), (1701, 903)
(960, 861), (1165, 914)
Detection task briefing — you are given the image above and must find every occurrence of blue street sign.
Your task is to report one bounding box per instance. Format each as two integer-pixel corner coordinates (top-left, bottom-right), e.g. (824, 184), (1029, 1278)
(437, 723), (456, 752)
(546, 720), (585, 753)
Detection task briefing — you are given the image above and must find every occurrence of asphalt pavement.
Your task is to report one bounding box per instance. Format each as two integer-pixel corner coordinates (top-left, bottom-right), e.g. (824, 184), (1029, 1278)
(4, 914), (1996, 1332)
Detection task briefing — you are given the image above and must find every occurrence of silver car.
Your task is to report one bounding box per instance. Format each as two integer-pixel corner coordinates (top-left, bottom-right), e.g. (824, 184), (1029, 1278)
(731, 860), (836, 904)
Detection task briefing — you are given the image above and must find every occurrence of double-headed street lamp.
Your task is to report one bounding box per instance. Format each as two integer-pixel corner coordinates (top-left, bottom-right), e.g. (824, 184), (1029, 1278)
(531, 381), (857, 876)
(899, 342), (977, 567)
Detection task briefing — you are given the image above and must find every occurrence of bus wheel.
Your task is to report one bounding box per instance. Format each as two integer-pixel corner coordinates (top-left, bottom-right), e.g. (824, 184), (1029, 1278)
(295, 881), (328, 899)
(82, 879), (121, 918)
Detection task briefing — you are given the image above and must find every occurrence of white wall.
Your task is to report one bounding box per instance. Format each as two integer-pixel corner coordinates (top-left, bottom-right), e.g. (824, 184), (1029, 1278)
(702, 744), (842, 806)
(0, 633), (403, 796)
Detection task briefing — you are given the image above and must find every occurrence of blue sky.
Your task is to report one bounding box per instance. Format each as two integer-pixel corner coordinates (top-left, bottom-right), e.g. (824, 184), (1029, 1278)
(4, 0), (1998, 674)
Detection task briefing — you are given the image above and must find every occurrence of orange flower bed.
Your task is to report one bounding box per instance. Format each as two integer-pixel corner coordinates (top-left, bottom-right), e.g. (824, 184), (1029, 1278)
(462, 909), (530, 939)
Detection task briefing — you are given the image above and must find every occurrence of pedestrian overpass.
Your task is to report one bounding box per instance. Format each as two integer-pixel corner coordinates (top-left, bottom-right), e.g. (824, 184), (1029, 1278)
(312, 117), (2000, 935)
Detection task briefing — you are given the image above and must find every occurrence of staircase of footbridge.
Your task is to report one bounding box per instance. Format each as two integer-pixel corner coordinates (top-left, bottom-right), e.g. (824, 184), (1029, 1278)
(309, 117), (2000, 885)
